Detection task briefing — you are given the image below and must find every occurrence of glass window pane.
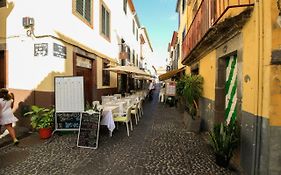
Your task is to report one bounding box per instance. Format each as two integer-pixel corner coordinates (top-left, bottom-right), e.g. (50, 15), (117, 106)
(85, 0), (91, 22)
(102, 6), (106, 34)
(76, 0), (84, 16)
(106, 11), (110, 37)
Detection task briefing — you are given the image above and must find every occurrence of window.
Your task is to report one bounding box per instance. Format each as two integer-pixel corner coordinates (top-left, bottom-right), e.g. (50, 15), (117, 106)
(182, 0), (186, 13)
(136, 54), (138, 67)
(127, 47), (131, 63)
(101, 3), (110, 40)
(182, 27), (186, 43)
(103, 61), (110, 86)
(133, 20), (135, 34)
(0, 0), (6, 8)
(74, 0), (92, 26)
(123, 0), (127, 14)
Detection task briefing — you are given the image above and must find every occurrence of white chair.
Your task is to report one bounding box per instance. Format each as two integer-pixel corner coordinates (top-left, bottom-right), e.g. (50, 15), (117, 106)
(113, 106), (133, 136)
(114, 94), (122, 99)
(101, 96), (111, 105)
(131, 101), (140, 125)
(139, 99), (144, 117)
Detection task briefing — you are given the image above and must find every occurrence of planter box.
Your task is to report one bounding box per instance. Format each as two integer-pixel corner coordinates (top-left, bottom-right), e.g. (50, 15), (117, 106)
(183, 111), (201, 133)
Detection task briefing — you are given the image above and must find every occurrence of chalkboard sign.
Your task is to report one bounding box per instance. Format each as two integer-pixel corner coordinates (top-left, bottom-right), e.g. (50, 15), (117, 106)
(77, 112), (101, 149)
(55, 112), (81, 130)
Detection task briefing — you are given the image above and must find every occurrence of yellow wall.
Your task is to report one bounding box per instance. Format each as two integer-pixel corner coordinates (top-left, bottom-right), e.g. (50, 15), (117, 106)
(270, 0), (281, 126)
(240, 8), (259, 116)
(199, 51), (216, 101)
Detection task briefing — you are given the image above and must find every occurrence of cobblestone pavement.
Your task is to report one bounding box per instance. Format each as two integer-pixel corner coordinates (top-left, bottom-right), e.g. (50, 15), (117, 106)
(0, 90), (238, 175)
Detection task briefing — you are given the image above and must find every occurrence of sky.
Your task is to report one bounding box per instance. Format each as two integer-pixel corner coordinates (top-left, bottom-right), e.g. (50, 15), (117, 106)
(134, 0), (178, 69)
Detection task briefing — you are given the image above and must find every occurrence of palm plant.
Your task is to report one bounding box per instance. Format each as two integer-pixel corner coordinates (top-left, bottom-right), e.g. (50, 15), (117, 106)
(182, 74), (203, 119)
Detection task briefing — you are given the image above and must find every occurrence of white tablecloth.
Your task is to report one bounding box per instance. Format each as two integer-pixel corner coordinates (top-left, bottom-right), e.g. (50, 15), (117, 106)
(100, 105), (118, 132)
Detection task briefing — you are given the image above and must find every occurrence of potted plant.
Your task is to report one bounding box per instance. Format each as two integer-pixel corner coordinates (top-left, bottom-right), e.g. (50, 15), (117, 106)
(24, 105), (54, 139)
(176, 76), (187, 113)
(181, 74), (203, 132)
(209, 122), (239, 167)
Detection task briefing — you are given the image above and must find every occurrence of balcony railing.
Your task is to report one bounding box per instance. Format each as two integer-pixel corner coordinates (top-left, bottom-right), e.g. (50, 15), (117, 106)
(182, 0), (254, 63)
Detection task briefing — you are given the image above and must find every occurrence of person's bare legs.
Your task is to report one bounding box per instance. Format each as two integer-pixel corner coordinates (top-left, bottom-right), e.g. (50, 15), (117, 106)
(5, 123), (18, 144)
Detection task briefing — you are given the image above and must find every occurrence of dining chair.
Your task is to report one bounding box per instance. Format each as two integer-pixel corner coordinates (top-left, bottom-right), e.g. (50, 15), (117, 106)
(113, 106), (133, 136)
(92, 101), (100, 108)
(114, 94), (122, 99)
(131, 101), (140, 125)
(139, 98), (144, 117)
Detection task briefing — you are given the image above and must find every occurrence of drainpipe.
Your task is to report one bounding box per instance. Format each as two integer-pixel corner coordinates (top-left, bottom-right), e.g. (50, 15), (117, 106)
(253, 0), (265, 174)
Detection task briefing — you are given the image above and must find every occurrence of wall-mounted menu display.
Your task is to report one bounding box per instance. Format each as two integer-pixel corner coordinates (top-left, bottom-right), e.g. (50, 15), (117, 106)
(56, 112), (81, 130)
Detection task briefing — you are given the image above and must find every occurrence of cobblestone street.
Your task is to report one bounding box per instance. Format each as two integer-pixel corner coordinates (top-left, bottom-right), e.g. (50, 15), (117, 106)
(0, 91), (238, 175)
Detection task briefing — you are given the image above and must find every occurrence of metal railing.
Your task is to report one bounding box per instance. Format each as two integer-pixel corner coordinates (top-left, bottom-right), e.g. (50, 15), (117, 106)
(182, 0), (254, 62)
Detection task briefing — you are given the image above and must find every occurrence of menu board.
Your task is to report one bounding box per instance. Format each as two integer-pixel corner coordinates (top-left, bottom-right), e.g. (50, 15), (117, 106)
(56, 112), (81, 130)
(77, 112), (101, 149)
(165, 81), (176, 96)
(55, 76), (84, 112)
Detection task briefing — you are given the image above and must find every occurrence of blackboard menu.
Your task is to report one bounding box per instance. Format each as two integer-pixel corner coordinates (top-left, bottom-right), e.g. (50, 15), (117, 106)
(77, 112), (101, 149)
(56, 112), (81, 129)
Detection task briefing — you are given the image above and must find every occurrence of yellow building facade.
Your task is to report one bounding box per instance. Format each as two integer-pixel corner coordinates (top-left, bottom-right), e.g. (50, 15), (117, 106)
(179, 0), (281, 174)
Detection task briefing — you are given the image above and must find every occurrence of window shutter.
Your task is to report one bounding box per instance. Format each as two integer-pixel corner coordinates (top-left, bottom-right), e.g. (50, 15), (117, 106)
(76, 0), (83, 16)
(102, 6), (106, 35)
(106, 10), (110, 37)
(84, 0), (91, 23)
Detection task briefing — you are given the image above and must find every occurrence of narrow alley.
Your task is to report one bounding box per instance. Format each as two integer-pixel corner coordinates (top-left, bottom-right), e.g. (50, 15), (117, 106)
(0, 87), (237, 175)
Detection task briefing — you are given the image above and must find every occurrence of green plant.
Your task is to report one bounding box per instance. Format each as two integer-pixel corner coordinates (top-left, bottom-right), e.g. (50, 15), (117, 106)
(179, 74), (203, 119)
(24, 106), (54, 129)
(176, 75), (187, 96)
(209, 122), (239, 167)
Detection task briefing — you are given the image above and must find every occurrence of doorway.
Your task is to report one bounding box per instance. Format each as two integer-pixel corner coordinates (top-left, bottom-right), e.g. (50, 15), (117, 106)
(76, 66), (93, 106)
(225, 54), (238, 124)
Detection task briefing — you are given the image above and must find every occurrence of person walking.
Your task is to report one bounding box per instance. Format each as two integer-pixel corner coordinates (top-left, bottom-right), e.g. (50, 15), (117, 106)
(148, 80), (155, 101)
(0, 88), (19, 145)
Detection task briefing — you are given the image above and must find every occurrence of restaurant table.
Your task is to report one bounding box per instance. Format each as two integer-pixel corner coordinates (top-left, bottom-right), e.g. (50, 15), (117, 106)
(100, 105), (119, 136)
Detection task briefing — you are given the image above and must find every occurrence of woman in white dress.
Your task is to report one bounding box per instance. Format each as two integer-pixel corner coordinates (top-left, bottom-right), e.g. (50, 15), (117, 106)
(0, 88), (19, 145)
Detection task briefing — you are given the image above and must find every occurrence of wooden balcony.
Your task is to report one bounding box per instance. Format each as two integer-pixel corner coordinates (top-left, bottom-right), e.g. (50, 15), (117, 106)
(182, 0), (254, 65)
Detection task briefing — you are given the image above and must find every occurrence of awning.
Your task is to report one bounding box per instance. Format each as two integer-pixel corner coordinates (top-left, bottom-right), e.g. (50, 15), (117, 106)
(159, 67), (186, 81)
(134, 75), (154, 81)
(104, 66), (151, 76)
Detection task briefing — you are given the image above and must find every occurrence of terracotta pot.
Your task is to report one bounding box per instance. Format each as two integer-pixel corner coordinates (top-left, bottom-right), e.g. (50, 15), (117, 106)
(38, 128), (52, 139)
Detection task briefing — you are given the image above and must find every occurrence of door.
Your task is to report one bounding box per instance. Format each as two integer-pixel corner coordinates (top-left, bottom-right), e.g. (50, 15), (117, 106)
(76, 67), (93, 106)
(0, 50), (5, 88)
(225, 54), (237, 124)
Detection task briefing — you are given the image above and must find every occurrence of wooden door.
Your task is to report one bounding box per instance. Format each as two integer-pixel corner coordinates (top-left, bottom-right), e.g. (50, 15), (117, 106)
(76, 67), (93, 106)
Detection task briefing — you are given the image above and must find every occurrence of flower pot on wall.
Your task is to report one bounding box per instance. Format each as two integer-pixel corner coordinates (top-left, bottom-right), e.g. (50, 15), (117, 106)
(38, 128), (52, 139)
